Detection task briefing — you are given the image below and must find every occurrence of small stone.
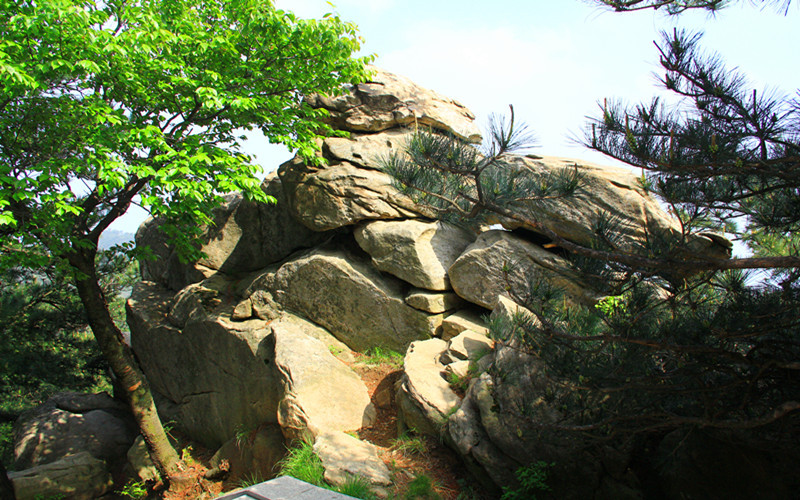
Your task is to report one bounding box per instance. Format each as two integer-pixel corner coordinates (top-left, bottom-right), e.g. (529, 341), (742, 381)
(405, 289), (465, 313)
(313, 431), (392, 487)
(231, 298), (253, 321)
(251, 290), (280, 321)
(445, 360), (471, 379)
(447, 330), (494, 361)
(441, 311), (488, 341)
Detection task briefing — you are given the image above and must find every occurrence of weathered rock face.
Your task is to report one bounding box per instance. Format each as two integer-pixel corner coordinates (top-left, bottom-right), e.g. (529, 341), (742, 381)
(447, 346), (625, 498)
(278, 155), (428, 232)
(355, 219), (475, 291)
(127, 280), (281, 448)
(307, 67), (482, 143)
(208, 424), (286, 485)
(277, 67), (485, 232)
(265, 245), (442, 352)
(9, 452), (113, 500)
(313, 431), (392, 489)
(440, 310), (489, 341)
(492, 155), (733, 259)
(273, 323), (375, 442)
(127, 275), (377, 449)
(137, 173), (333, 290)
(449, 229), (601, 309)
(396, 338), (461, 436)
(13, 392), (137, 470)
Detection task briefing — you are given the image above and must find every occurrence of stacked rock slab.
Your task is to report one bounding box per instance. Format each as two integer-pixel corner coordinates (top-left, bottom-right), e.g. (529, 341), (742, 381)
(126, 66), (734, 493)
(488, 155), (733, 259)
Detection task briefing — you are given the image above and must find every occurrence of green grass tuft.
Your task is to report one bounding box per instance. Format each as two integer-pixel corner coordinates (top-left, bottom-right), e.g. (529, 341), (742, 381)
(335, 475), (377, 499)
(390, 432), (427, 456)
(235, 471), (266, 489)
(404, 474), (442, 499)
(275, 440), (325, 486)
(360, 347), (404, 368)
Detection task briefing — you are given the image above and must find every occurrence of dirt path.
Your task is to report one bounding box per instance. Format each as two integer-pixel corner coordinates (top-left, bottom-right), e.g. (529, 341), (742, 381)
(350, 354), (491, 500)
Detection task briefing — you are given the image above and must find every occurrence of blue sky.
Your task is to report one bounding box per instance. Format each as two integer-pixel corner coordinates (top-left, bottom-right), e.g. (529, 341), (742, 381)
(261, 0), (797, 162)
(113, 1), (799, 232)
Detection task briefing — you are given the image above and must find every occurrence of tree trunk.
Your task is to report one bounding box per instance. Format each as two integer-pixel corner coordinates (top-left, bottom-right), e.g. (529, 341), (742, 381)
(68, 249), (181, 483)
(0, 460), (15, 500)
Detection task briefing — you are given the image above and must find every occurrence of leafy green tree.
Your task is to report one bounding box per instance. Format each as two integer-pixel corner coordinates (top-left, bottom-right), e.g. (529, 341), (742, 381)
(0, 0), (370, 481)
(384, 1), (798, 444)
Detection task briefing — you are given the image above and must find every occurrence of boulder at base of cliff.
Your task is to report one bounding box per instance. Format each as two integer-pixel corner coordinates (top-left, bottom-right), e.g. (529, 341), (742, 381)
(273, 318), (376, 442)
(313, 431), (392, 491)
(9, 452), (112, 500)
(127, 279), (282, 448)
(13, 392), (137, 470)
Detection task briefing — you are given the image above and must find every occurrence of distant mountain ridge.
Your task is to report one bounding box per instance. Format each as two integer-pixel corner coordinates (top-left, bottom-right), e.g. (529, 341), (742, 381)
(99, 230), (134, 250)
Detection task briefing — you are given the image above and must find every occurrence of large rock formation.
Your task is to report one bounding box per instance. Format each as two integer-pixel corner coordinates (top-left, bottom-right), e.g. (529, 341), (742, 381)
(264, 244), (444, 352)
(124, 66), (738, 496)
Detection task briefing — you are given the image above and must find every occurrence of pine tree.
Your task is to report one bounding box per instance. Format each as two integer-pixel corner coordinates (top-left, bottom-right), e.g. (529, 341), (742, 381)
(383, 1), (799, 441)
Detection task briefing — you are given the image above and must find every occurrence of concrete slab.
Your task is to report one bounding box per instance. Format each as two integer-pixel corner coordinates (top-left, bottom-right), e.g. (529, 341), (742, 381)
(215, 475), (356, 499)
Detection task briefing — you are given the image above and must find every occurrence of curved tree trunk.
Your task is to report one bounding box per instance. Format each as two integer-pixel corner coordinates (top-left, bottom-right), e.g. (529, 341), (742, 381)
(68, 249), (181, 484)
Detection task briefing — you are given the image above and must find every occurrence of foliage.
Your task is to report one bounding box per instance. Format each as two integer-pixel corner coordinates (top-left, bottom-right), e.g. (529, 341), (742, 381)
(118, 479), (149, 499)
(359, 347), (404, 368)
(391, 432), (428, 456)
(0, 0), (371, 265)
(336, 475), (377, 500)
(0, 422), (11, 469)
(383, 2), (800, 442)
(382, 113), (579, 231)
(235, 471), (266, 489)
(445, 371), (471, 395)
(276, 440), (326, 487)
(403, 474), (442, 500)
(500, 462), (552, 500)
(0, 0), (370, 477)
(0, 248), (135, 465)
(276, 440), (378, 499)
(593, 0), (793, 15)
